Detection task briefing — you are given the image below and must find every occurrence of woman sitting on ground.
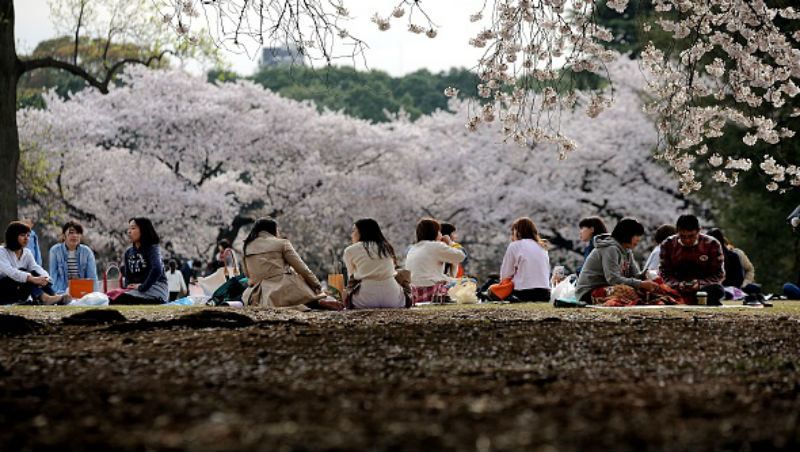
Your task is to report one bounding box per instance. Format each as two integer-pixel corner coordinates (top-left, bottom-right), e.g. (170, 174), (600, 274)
(0, 221), (70, 305)
(575, 218), (662, 305)
(343, 218), (407, 309)
(494, 217), (552, 302)
(113, 217), (169, 305)
(48, 220), (98, 295)
(405, 218), (466, 304)
(241, 218), (330, 308)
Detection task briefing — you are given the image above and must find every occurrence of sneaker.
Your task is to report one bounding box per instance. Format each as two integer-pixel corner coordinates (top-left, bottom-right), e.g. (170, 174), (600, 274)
(743, 295), (762, 306)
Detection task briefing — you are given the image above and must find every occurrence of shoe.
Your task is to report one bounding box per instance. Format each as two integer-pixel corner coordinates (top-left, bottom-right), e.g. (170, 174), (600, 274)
(554, 298), (587, 308)
(743, 295), (762, 306)
(57, 294), (73, 305)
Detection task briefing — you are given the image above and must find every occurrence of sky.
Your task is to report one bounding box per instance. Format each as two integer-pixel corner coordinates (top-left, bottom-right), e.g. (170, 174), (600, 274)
(15, 0), (487, 77)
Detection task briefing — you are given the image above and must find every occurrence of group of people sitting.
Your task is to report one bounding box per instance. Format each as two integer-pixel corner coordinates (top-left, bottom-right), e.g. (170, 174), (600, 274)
(571, 214), (762, 306)
(0, 212), (765, 308)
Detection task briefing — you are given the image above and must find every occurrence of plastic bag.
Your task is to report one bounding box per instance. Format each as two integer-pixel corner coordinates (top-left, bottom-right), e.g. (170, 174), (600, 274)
(448, 278), (479, 304)
(167, 297), (196, 306)
(550, 276), (577, 303)
(68, 292), (110, 306)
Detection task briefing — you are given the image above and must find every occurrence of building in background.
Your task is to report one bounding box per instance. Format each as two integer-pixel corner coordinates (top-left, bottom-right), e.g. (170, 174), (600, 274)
(259, 45), (304, 67)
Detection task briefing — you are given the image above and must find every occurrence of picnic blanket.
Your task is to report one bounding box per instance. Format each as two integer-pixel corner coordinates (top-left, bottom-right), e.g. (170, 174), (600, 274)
(590, 282), (684, 307)
(588, 303), (765, 310)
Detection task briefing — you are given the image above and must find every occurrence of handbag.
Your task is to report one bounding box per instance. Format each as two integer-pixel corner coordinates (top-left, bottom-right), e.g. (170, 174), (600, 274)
(394, 268), (413, 308)
(103, 264), (123, 293)
(68, 279), (95, 299)
(211, 275), (249, 305)
(488, 278), (514, 301)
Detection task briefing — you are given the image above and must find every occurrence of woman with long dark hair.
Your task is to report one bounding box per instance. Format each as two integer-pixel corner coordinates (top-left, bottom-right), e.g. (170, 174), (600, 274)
(113, 217), (169, 305)
(241, 218), (327, 308)
(343, 218), (406, 309)
(0, 221), (70, 305)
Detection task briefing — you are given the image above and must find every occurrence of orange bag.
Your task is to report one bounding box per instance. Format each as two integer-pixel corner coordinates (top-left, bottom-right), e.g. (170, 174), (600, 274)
(489, 278), (514, 300)
(69, 279), (95, 298)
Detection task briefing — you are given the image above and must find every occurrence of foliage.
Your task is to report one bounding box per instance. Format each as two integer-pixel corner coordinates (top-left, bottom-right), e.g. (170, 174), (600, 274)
(17, 36), (170, 108)
(594, 0), (800, 291)
(245, 65), (480, 123)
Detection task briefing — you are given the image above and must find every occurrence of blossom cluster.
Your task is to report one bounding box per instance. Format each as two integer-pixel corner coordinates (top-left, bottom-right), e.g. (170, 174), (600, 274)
(640, 0), (800, 193)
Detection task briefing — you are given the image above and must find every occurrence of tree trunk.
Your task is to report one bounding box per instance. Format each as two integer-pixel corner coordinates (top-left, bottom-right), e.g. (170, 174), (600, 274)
(0, 0), (20, 229)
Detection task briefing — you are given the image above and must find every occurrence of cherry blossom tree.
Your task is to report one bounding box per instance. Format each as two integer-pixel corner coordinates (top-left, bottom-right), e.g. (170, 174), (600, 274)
(171, 0), (800, 194)
(18, 56), (695, 274)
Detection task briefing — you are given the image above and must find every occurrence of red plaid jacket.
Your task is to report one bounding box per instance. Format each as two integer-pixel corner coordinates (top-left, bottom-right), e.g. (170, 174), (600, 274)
(659, 234), (725, 289)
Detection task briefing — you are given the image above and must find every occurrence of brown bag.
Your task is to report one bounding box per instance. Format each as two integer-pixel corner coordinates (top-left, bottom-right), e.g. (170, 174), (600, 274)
(394, 269), (413, 308)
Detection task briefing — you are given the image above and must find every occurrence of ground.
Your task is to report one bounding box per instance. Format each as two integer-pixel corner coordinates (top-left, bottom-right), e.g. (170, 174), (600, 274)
(1, 302), (800, 451)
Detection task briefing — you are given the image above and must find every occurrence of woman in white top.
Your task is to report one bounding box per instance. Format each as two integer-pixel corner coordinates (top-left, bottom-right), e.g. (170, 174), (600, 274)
(166, 260), (188, 301)
(0, 221), (70, 305)
(343, 218), (406, 309)
(405, 218), (466, 304)
(499, 217), (551, 302)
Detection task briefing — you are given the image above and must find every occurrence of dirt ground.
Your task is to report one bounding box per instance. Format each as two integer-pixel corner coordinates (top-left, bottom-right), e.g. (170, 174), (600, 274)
(1, 303), (800, 451)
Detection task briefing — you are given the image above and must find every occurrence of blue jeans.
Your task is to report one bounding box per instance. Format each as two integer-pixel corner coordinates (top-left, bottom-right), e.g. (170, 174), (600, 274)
(0, 271), (55, 305)
(783, 283), (800, 299)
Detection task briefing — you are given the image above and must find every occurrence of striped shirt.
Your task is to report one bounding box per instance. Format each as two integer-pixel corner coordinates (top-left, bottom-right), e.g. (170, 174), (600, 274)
(67, 250), (79, 280)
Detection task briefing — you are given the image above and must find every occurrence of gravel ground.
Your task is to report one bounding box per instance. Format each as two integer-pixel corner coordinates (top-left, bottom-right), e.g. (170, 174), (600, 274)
(1, 302), (800, 451)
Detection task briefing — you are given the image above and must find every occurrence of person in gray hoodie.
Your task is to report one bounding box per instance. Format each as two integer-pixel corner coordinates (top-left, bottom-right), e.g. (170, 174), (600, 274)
(575, 217), (660, 303)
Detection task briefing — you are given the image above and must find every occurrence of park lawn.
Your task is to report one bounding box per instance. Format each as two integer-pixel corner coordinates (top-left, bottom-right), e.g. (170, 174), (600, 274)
(3, 299), (800, 322)
(2, 299), (800, 450)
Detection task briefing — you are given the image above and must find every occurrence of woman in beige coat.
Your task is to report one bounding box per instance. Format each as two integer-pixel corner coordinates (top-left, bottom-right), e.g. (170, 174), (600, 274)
(241, 218), (326, 308)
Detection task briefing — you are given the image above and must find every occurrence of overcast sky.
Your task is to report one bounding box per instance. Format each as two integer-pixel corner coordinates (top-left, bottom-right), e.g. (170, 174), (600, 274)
(15, 0), (487, 76)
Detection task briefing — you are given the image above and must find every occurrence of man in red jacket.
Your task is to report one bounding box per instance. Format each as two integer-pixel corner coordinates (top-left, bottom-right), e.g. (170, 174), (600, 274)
(659, 214), (725, 305)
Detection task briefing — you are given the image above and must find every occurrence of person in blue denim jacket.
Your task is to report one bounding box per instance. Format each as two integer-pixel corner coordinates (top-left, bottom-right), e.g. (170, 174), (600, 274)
(48, 220), (98, 294)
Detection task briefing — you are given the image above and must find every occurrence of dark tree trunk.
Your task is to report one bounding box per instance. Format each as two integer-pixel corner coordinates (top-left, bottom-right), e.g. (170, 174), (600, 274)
(0, 0), (20, 229)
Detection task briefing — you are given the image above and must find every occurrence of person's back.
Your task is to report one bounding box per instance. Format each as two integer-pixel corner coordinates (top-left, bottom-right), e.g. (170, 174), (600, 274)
(406, 240), (465, 287)
(242, 220), (323, 308)
(343, 218), (406, 309)
(500, 239), (550, 290)
(344, 243), (395, 282)
(721, 247), (744, 288)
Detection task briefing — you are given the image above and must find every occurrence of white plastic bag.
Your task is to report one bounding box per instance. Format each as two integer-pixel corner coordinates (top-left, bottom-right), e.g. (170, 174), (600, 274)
(68, 292), (110, 306)
(550, 277), (576, 303)
(448, 279), (479, 304)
